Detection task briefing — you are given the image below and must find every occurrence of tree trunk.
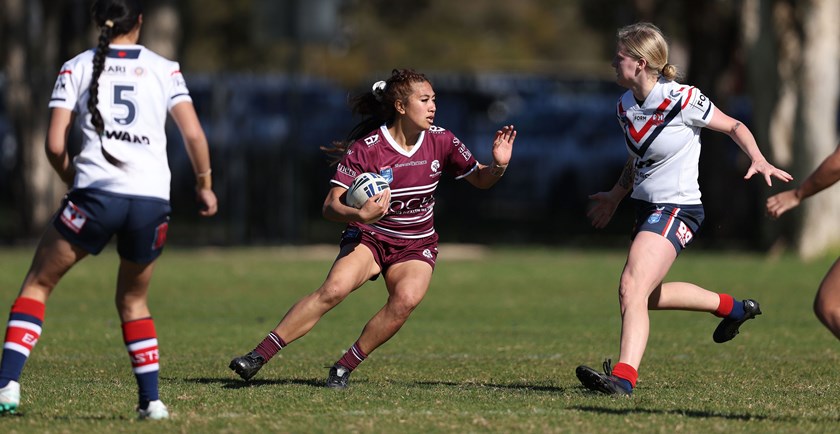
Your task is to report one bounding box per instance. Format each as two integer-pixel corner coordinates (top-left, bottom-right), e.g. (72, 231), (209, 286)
(3, 0), (65, 237)
(744, 0), (840, 259)
(796, 0), (840, 259)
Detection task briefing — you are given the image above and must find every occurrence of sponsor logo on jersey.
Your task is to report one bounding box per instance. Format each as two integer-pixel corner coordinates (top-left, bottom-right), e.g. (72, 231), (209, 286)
(457, 143), (472, 161)
(104, 130), (151, 145)
(669, 89), (681, 99)
(380, 166), (393, 183)
(689, 92), (708, 111)
(675, 221), (693, 247)
(422, 249), (434, 259)
(337, 163), (357, 178)
(364, 134), (380, 146)
(650, 112), (665, 126)
(394, 160), (427, 168)
(389, 195), (434, 215)
(105, 65), (126, 75)
(60, 201), (87, 233)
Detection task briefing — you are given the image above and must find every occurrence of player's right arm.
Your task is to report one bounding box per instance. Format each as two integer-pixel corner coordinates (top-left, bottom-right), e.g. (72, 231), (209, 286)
(45, 107), (76, 187)
(767, 142), (840, 218)
(587, 156), (635, 229)
(322, 186), (389, 224)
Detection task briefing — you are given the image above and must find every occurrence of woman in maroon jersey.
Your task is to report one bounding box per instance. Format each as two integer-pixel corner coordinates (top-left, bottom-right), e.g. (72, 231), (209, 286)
(230, 69), (515, 388)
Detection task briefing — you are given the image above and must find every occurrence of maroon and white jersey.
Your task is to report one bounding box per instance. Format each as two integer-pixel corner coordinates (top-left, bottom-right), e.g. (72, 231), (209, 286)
(617, 78), (716, 204)
(331, 125), (478, 239)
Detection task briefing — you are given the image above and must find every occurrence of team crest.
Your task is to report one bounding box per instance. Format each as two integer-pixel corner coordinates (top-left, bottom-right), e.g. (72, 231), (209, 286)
(379, 166), (393, 183)
(647, 207), (665, 224)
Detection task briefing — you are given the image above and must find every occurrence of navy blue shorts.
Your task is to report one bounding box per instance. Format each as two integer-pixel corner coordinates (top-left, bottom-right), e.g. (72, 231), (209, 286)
(631, 200), (704, 253)
(53, 189), (171, 264)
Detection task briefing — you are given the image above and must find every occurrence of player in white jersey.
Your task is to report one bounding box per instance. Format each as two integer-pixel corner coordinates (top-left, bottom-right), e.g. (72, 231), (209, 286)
(767, 142), (840, 342)
(575, 22), (792, 396)
(0, 0), (217, 419)
(230, 69), (516, 388)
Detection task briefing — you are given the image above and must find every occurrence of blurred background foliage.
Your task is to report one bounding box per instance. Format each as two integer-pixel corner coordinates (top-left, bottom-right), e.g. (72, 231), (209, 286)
(2, 0), (838, 256)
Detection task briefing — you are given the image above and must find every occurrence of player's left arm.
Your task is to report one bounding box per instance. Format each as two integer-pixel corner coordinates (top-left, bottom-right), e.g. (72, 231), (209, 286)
(705, 109), (792, 186)
(170, 101), (218, 216)
(466, 124), (516, 189)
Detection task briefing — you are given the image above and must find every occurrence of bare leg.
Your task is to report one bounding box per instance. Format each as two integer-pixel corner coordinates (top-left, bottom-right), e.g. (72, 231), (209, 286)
(648, 282), (721, 312)
(115, 258), (156, 322)
(274, 243), (380, 343)
(814, 258), (840, 340)
(617, 232), (678, 370)
(19, 226), (87, 301)
(355, 260), (433, 354)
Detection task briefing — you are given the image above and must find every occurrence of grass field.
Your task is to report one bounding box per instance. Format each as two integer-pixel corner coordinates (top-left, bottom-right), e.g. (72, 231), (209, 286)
(0, 245), (839, 433)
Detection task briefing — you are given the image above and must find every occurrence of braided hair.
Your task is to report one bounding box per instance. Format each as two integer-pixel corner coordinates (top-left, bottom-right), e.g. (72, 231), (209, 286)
(323, 69), (430, 165)
(88, 0), (143, 138)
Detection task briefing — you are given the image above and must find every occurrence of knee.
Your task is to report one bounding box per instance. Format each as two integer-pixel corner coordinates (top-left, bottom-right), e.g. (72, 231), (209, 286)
(814, 296), (840, 323)
(316, 283), (351, 307)
(618, 276), (646, 310)
(388, 293), (423, 320)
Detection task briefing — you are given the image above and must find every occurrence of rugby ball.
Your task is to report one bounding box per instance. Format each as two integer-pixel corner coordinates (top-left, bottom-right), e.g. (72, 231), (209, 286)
(345, 172), (390, 208)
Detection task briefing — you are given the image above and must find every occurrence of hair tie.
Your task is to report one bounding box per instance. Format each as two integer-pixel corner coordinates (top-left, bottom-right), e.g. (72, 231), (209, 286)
(661, 63), (670, 74)
(105, 19), (115, 28)
(372, 80), (386, 101)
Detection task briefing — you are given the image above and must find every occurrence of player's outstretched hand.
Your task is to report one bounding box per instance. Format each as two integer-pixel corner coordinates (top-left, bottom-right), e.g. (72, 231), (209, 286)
(587, 190), (622, 229)
(766, 189), (800, 219)
(745, 160), (793, 186)
(491, 125), (516, 167)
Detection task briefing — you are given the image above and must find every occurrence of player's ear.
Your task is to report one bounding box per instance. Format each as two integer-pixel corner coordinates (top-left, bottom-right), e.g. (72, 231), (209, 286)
(394, 99), (406, 115)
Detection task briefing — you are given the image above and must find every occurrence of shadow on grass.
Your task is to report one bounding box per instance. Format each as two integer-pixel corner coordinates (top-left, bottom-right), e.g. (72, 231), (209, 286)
(413, 380), (566, 393)
(179, 376), (325, 389)
(572, 405), (768, 421)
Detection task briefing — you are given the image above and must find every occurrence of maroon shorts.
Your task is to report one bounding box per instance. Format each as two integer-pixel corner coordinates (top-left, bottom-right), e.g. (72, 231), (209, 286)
(340, 226), (439, 279)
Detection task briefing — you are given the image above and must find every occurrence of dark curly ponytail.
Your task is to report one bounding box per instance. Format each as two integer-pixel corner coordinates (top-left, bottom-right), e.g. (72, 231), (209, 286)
(323, 69), (430, 165)
(88, 0), (142, 141)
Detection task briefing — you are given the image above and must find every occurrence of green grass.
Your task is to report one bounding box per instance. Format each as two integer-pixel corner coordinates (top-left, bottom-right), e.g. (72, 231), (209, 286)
(0, 245), (839, 433)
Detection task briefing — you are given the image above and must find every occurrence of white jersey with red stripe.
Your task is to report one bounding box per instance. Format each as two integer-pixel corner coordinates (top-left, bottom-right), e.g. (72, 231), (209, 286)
(49, 44), (192, 200)
(331, 125), (478, 239)
(617, 78), (716, 205)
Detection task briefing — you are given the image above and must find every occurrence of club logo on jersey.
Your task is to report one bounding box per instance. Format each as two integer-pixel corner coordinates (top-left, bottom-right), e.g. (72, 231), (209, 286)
(134, 67), (145, 76)
(429, 160), (443, 178)
(422, 249), (434, 260)
(647, 206), (665, 224)
(380, 167), (393, 183)
(60, 201), (87, 233)
(364, 134), (380, 146)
